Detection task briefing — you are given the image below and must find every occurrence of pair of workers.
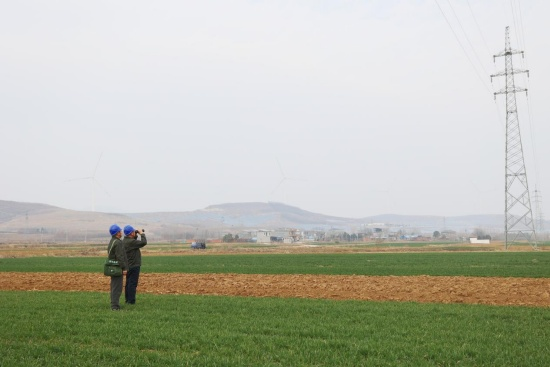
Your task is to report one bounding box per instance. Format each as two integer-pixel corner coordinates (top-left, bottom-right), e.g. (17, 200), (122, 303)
(107, 224), (147, 311)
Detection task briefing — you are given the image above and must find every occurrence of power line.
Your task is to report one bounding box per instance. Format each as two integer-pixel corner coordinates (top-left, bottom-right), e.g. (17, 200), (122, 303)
(509, 0), (539, 197)
(510, 0), (522, 53)
(510, 0), (529, 79)
(463, 0), (506, 135)
(516, 0), (528, 51)
(526, 96), (539, 184)
(465, 0), (492, 56)
(493, 99), (506, 135)
(445, 0), (490, 77)
(434, 0), (492, 94)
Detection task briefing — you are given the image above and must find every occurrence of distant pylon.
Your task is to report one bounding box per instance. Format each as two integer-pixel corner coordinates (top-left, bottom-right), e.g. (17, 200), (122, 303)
(491, 26), (537, 249)
(533, 187), (544, 233)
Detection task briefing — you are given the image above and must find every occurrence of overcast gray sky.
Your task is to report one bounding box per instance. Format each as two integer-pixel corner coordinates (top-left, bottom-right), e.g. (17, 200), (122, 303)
(1, 0), (548, 218)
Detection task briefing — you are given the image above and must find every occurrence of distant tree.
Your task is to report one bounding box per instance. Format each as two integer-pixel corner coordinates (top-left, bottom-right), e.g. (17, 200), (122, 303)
(473, 228), (486, 238)
(234, 234), (240, 242)
(478, 234), (492, 240)
(433, 230), (441, 239)
(222, 233), (234, 243)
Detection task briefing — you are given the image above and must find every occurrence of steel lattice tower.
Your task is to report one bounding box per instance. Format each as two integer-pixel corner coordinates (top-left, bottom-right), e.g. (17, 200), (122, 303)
(533, 188), (544, 233)
(491, 26), (537, 249)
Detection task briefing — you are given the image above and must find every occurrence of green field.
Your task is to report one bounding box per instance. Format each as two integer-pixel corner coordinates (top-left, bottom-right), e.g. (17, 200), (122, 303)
(2, 291), (550, 366)
(2, 252), (550, 366)
(2, 251), (550, 277)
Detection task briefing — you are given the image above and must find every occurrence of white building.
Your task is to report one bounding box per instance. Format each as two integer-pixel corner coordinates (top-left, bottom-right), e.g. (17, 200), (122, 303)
(255, 229), (301, 244)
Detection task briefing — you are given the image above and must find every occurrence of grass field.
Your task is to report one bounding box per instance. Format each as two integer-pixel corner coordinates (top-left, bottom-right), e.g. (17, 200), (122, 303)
(2, 251), (550, 277)
(1, 291), (550, 366)
(2, 251), (550, 366)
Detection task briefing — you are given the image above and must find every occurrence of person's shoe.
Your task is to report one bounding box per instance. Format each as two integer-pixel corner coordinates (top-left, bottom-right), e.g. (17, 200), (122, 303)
(111, 307), (120, 311)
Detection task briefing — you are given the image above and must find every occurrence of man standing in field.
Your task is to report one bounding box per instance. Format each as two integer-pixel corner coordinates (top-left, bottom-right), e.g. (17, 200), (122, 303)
(107, 224), (128, 311)
(123, 225), (147, 305)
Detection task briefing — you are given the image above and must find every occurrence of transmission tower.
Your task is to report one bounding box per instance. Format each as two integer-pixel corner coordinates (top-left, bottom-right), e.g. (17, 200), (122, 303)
(533, 187), (544, 233)
(491, 26), (537, 249)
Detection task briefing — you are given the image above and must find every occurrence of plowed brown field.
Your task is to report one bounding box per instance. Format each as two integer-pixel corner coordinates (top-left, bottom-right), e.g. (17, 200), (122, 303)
(2, 243), (549, 307)
(2, 272), (550, 307)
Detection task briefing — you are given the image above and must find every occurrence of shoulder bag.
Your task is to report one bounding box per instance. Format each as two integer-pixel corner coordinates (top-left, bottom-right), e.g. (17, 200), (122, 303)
(104, 239), (122, 276)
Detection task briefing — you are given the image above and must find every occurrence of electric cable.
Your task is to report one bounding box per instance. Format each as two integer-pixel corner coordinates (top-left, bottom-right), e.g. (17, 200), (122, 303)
(526, 95), (540, 196)
(445, 0), (490, 77)
(465, 0), (505, 135)
(465, 0), (492, 56)
(510, 0), (522, 54)
(511, 0), (539, 205)
(493, 99), (506, 135)
(434, 0), (492, 94)
(513, 0), (530, 88)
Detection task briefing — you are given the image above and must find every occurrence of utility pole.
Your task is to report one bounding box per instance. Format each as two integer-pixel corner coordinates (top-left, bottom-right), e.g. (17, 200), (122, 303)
(491, 26), (536, 249)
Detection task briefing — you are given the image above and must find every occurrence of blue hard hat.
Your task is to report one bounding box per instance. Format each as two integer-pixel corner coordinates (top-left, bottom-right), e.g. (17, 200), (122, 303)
(124, 225), (135, 236)
(109, 224), (122, 236)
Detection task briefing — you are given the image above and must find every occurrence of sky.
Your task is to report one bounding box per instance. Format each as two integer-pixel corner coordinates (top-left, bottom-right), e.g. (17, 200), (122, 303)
(1, 0), (549, 218)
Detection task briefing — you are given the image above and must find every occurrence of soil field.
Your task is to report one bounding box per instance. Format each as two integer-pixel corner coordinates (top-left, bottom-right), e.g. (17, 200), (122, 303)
(2, 272), (550, 307)
(2, 243), (549, 307)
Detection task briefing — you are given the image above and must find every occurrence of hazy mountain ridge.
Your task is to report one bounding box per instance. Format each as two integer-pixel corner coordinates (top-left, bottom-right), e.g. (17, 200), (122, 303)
(0, 199), (526, 238)
(0, 200), (59, 223)
(127, 202), (360, 230)
(364, 214), (505, 230)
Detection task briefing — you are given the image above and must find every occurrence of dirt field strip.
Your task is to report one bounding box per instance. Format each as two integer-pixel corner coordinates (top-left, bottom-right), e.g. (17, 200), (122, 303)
(1, 272), (550, 307)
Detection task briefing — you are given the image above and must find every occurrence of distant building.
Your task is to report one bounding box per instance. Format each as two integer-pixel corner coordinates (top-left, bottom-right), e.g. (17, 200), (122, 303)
(255, 229), (301, 244)
(302, 230), (325, 242)
(441, 230), (458, 240)
(256, 230), (272, 244)
(469, 237), (491, 244)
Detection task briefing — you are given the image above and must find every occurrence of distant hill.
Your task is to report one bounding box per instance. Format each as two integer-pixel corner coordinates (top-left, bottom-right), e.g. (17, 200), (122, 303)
(127, 202), (510, 233)
(0, 200), (141, 243)
(0, 200), (59, 223)
(359, 214), (505, 232)
(0, 199), (536, 243)
(127, 202), (356, 230)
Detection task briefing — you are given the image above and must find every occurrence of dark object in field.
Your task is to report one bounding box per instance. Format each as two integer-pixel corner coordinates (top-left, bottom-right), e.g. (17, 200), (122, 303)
(191, 242), (206, 249)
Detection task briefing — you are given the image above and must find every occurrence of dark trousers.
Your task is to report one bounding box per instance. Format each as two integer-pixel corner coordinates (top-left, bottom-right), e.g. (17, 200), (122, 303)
(110, 275), (123, 310)
(125, 266), (141, 304)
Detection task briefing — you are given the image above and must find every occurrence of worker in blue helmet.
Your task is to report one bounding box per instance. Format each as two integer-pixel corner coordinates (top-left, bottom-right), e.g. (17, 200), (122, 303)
(107, 224), (128, 311)
(122, 225), (147, 305)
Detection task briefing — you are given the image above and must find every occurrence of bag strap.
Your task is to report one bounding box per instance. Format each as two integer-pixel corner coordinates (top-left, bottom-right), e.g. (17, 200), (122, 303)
(107, 238), (117, 257)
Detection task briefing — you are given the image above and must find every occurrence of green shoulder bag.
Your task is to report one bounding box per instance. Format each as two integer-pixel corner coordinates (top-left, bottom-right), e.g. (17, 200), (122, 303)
(104, 240), (122, 276)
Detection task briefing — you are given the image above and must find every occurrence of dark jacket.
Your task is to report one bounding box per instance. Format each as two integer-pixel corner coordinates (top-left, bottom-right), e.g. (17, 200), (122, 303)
(107, 236), (128, 271)
(123, 233), (147, 268)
